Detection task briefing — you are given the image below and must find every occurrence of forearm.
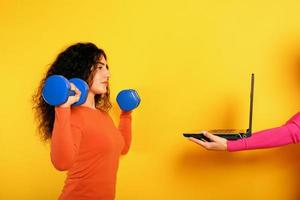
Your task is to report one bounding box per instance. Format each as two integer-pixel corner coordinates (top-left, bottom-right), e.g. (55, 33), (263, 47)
(50, 107), (80, 170)
(119, 111), (132, 154)
(227, 123), (300, 152)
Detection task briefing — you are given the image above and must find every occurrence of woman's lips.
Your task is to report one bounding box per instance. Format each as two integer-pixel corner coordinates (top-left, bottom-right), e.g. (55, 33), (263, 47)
(101, 81), (109, 86)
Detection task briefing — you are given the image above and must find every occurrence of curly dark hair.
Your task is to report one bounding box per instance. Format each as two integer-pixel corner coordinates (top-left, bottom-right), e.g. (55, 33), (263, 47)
(32, 42), (112, 142)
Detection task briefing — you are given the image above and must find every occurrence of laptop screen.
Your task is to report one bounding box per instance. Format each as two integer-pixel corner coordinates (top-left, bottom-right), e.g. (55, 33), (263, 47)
(247, 73), (254, 134)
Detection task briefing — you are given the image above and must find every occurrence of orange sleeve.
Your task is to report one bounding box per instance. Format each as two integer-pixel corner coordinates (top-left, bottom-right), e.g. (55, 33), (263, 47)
(118, 111), (132, 155)
(50, 107), (82, 171)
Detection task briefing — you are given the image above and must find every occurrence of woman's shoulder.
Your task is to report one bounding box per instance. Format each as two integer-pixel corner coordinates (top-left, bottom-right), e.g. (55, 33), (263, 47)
(70, 107), (90, 126)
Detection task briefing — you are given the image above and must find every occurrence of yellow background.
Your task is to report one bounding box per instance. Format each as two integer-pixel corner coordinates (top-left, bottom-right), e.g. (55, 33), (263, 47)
(1, 0), (300, 199)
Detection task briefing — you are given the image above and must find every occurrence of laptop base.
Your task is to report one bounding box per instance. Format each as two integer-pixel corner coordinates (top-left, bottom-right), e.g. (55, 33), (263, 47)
(183, 132), (251, 142)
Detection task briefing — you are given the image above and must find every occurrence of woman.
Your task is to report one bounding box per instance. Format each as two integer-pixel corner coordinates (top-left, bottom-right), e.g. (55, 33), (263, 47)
(32, 42), (132, 200)
(188, 112), (300, 151)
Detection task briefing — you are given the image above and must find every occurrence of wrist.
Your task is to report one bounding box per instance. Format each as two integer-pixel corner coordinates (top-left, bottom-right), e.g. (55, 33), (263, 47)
(121, 110), (132, 115)
(224, 141), (228, 150)
(58, 103), (71, 108)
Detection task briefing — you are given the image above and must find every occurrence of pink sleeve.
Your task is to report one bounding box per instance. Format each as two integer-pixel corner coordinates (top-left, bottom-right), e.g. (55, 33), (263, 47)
(50, 107), (82, 171)
(118, 111), (132, 155)
(227, 112), (300, 152)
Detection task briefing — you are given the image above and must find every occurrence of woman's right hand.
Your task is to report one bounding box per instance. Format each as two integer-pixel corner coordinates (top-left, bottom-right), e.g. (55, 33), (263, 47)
(59, 83), (81, 108)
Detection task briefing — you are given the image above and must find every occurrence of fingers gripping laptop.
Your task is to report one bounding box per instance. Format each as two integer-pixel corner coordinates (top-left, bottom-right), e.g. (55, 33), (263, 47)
(183, 73), (254, 142)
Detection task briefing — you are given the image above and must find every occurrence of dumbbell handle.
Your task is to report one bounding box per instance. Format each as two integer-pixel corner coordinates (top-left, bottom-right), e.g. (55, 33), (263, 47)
(68, 90), (76, 96)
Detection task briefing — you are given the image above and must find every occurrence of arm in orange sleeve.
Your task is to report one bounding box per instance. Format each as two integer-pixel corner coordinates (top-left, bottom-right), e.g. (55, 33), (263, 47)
(50, 107), (82, 171)
(118, 111), (132, 155)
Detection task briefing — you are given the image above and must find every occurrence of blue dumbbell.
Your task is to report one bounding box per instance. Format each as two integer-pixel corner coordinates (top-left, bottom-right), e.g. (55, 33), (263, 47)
(116, 89), (141, 111)
(42, 75), (89, 106)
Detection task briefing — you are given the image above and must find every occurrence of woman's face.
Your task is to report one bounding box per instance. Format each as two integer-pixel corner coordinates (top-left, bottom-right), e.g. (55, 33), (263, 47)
(89, 56), (110, 94)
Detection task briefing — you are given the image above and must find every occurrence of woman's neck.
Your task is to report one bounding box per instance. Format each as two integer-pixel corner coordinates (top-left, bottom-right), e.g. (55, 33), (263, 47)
(81, 92), (96, 109)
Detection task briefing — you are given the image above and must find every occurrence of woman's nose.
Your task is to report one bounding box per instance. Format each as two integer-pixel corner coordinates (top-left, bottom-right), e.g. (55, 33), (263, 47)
(105, 68), (110, 78)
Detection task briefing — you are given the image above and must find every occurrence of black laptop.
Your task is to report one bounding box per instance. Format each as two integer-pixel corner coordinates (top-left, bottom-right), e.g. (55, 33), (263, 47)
(183, 73), (254, 141)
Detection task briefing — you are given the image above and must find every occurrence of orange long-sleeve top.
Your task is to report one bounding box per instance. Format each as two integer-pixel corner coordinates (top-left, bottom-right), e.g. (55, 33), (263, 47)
(51, 106), (132, 200)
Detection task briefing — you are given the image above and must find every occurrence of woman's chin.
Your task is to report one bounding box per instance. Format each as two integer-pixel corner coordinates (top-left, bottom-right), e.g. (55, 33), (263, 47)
(90, 87), (107, 95)
(97, 89), (107, 94)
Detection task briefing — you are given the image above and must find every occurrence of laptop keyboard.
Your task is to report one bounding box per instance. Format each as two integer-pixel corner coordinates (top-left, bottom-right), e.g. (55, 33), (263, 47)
(209, 129), (245, 133)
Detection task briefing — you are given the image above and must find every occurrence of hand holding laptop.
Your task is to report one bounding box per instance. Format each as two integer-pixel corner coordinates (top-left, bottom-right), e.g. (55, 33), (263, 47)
(188, 131), (227, 151)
